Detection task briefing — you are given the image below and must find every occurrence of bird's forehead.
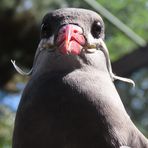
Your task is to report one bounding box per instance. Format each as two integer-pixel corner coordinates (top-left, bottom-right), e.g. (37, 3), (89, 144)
(48, 8), (103, 27)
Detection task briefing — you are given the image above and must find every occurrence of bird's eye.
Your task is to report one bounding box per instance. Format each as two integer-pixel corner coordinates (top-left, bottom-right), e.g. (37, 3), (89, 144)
(41, 23), (52, 38)
(41, 24), (48, 37)
(41, 24), (48, 31)
(91, 22), (102, 39)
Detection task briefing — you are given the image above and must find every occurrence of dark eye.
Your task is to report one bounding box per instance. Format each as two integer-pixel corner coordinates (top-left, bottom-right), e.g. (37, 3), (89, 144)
(41, 23), (52, 38)
(41, 24), (48, 37)
(41, 23), (47, 31)
(91, 22), (102, 38)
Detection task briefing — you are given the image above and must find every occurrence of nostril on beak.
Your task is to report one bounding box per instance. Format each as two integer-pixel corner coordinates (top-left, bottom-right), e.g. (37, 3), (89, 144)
(62, 30), (66, 33)
(74, 30), (78, 33)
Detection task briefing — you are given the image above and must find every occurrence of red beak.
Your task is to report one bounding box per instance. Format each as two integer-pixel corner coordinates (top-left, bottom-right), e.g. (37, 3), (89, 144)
(56, 24), (86, 55)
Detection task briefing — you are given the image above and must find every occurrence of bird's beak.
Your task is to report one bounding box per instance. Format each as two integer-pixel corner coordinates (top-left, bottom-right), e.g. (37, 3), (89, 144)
(56, 24), (86, 55)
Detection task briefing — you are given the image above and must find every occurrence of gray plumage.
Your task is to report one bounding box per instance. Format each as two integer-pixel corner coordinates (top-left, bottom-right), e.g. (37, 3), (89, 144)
(12, 8), (148, 148)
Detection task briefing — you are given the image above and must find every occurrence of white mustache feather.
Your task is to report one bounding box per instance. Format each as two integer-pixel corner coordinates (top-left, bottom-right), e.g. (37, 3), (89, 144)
(11, 60), (33, 76)
(97, 39), (135, 87)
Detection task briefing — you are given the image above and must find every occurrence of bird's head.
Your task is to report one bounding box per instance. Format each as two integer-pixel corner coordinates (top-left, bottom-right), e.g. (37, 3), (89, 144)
(39, 8), (105, 55)
(11, 8), (134, 86)
(32, 8), (109, 75)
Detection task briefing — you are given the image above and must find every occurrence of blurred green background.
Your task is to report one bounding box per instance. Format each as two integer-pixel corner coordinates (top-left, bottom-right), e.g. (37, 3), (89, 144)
(0, 0), (148, 147)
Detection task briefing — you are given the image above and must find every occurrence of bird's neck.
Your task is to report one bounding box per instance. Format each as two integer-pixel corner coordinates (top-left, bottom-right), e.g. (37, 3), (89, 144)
(31, 50), (109, 77)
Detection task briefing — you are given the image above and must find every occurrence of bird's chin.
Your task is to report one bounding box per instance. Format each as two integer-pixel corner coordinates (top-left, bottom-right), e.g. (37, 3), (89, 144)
(56, 45), (98, 56)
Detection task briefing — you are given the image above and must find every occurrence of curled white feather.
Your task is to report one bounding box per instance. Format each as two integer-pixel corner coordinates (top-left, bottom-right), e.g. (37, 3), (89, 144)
(11, 60), (32, 76)
(97, 39), (135, 87)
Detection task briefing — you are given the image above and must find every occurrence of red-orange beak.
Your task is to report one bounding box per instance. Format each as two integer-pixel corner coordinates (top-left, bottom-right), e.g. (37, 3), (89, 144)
(56, 24), (86, 55)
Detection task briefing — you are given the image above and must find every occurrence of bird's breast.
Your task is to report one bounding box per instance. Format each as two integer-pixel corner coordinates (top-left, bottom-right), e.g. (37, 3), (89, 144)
(14, 69), (128, 148)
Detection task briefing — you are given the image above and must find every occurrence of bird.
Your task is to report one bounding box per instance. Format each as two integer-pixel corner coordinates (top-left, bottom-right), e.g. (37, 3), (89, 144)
(12, 8), (148, 148)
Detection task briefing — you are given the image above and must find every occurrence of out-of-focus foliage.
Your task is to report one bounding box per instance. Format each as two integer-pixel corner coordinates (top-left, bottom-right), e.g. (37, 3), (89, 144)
(0, 105), (15, 148)
(97, 0), (148, 60)
(0, 0), (148, 147)
(116, 68), (148, 137)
